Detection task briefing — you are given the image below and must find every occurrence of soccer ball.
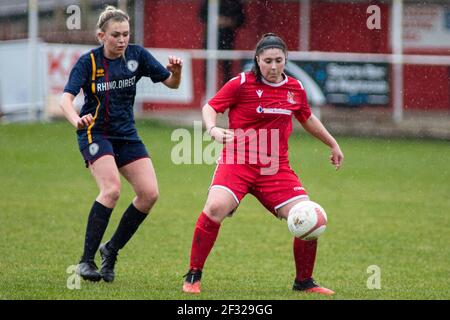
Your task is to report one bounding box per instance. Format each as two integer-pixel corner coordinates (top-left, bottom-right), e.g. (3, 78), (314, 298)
(287, 201), (328, 240)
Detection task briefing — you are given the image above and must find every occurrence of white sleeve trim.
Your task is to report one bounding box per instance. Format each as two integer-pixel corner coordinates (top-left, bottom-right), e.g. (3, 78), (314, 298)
(240, 72), (246, 84)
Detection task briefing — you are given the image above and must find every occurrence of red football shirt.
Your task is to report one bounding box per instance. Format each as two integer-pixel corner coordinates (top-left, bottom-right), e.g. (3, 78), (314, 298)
(208, 71), (312, 167)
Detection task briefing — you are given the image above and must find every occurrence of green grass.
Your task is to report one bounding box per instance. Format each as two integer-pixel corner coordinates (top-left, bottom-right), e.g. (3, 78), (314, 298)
(0, 120), (449, 300)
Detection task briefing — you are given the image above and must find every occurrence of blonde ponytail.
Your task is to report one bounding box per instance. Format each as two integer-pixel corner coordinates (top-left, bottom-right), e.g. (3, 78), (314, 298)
(96, 5), (130, 42)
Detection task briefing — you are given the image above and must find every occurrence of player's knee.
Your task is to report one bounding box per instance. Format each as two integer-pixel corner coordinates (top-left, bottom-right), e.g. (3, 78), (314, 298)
(137, 188), (159, 209)
(146, 189), (159, 205)
(204, 200), (229, 221)
(101, 183), (121, 204)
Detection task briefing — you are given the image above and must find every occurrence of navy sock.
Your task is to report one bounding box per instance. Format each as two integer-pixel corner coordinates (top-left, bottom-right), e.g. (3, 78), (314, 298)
(81, 201), (113, 262)
(108, 203), (148, 251)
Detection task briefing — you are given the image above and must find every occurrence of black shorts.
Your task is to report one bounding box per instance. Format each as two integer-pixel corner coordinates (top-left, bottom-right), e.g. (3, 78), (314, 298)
(81, 139), (149, 168)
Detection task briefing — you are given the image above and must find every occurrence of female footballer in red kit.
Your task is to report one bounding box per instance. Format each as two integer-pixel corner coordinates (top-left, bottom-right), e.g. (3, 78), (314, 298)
(183, 33), (343, 295)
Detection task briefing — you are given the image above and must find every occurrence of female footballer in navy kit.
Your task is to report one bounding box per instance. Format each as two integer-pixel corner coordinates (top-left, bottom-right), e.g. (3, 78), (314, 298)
(61, 6), (183, 282)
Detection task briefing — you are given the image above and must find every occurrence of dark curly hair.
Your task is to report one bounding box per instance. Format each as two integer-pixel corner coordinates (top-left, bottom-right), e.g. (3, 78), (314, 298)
(252, 33), (288, 82)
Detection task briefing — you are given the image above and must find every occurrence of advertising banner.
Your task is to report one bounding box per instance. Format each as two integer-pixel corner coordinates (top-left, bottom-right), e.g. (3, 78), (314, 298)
(295, 61), (390, 106)
(242, 59), (390, 107)
(404, 4), (450, 49)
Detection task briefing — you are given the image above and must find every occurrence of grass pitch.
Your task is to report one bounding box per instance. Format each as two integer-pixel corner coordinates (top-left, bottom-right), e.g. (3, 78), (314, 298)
(0, 120), (449, 300)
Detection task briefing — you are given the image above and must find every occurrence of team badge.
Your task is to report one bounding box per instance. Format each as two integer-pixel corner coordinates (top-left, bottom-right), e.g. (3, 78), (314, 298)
(89, 143), (99, 156)
(127, 60), (139, 72)
(287, 91), (296, 104)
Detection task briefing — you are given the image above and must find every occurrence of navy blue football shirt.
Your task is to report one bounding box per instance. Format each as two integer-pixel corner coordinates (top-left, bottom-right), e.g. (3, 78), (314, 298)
(64, 44), (170, 150)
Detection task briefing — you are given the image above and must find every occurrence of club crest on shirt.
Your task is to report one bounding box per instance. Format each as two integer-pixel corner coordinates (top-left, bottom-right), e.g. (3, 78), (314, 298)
(89, 143), (99, 156)
(127, 60), (139, 72)
(287, 91), (296, 104)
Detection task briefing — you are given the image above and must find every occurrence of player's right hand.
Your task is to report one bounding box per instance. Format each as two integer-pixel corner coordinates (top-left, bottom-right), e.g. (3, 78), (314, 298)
(330, 145), (344, 170)
(210, 127), (234, 144)
(76, 114), (94, 129)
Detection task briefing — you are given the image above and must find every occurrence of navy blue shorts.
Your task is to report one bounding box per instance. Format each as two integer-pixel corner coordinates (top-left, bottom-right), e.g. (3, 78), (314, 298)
(81, 139), (149, 168)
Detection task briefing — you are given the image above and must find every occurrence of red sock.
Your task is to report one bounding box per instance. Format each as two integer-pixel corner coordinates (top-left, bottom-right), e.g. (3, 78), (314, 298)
(293, 238), (318, 282)
(189, 212), (221, 270)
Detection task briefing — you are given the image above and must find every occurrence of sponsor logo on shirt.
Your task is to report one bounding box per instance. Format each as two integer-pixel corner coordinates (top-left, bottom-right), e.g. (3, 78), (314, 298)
(256, 89), (263, 98)
(255, 106), (292, 115)
(96, 76), (136, 92)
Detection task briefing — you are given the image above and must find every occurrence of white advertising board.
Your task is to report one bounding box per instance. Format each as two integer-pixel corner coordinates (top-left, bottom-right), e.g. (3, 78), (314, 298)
(0, 42), (193, 118)
(404, 5), (450, 49)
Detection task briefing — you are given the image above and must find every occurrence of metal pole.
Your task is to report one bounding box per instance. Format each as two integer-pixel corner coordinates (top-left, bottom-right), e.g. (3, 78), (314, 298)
(391, 0), (403, 123)
(118, 0), (128, 12)
(28, 0), (39, 121)
(133, 0), (144, 116)
(134, 0), (144, 46)
(205, 0), (219, 101)
(299, 0), (320, 119)
(300, 0), (310, 52)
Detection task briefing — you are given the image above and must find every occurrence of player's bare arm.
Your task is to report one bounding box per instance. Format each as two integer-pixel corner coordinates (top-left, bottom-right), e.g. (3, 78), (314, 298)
(300, 114), (344, 170)
(163, 55), (183, 89)
(202, 104), (234, 143)
(60, 92), (93, 129)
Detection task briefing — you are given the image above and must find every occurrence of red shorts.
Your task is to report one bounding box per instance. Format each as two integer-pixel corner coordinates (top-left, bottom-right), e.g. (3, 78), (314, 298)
(210, 163), (309, 216)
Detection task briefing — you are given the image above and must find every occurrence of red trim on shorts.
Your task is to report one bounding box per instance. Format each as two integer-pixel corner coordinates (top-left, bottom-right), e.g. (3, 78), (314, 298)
(118, 156), (150, 168)
(86, 152), (115, 168)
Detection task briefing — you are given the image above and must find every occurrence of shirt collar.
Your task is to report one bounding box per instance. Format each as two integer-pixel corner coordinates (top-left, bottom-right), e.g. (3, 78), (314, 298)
(261, 73), (288, 87)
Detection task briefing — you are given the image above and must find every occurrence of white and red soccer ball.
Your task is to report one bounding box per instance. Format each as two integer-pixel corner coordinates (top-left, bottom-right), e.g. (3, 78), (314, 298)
(287, 201), (328, 240)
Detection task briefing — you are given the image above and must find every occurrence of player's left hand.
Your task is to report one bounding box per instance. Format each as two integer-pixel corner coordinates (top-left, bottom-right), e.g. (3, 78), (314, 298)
(166, 55), (183, 74)
(330, 145), (344, 170)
